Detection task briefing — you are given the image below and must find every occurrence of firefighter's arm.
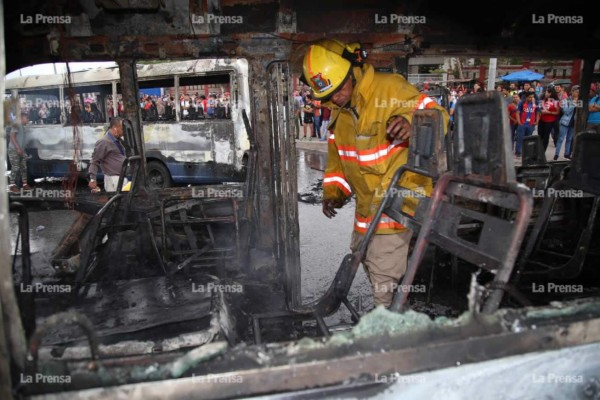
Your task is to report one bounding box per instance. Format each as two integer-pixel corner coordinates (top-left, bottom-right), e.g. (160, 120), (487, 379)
(386, 80), (449, 141)
(322, 133), (351, 218)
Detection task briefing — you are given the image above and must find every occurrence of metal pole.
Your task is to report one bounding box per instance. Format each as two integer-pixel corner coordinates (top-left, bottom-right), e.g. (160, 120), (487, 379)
(487, 58), (497, 91)
(117, 60), (147, 186)
(174, 75), (180, 122)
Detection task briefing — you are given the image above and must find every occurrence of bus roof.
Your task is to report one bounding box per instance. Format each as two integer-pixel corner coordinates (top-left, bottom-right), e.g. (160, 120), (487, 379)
(4, 59), (247, 91)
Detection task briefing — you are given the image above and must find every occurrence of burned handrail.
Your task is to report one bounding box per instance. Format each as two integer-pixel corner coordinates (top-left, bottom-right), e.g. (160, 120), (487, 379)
(117, 154), (141, 194)
(9, 202), (35, 337)
(75, 194), (124, 292)
(27, 311), (99, 374)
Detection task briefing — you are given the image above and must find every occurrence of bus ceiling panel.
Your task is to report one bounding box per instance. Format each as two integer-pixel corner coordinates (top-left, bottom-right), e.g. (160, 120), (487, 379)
(3, 3), (599, 72)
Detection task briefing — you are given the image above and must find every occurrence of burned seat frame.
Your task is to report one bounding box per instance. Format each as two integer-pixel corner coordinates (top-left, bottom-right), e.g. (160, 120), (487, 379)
(516, 131), (600, 280)
(389, 92), (533, 314)
(517, 135), (569, 192)
(75, 121), (167, 293)
(380, 109), (448, 233)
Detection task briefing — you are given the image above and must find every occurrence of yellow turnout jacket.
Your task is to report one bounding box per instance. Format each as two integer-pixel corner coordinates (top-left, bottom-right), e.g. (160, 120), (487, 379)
(322, 64), (449, 234)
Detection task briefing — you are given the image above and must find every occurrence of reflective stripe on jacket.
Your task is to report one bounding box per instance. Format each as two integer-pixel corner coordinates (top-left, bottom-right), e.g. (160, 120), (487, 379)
(322, 64), (449, 234)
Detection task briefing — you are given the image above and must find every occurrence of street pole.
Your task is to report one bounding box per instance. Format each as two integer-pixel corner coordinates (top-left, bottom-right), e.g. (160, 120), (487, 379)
(488, 58), (497, 91)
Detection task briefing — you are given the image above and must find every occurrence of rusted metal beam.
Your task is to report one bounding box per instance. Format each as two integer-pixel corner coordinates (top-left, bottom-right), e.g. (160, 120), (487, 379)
(247, 57), (275, 252)
(266, 61), (301, 308)
(0, 3), (28, 392)
(51, 213), (93, 261)
(117, 60), (148, 188)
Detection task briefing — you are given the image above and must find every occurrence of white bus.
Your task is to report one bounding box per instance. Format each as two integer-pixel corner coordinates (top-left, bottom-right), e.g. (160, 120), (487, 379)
(4, 59), (251, 189)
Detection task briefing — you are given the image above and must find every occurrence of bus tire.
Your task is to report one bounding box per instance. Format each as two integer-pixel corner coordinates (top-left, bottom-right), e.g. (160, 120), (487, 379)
(147, 160), (172, 189)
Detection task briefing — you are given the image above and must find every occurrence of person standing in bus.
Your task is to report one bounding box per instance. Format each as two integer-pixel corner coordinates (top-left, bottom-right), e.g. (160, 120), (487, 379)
(207, 94), (217, 118)
(88, 117), (128, 193)
(8, 112), (33, 193)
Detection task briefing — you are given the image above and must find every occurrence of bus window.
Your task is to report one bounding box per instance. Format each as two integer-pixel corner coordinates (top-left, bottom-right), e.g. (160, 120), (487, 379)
(18, 88), (61, 125)
(105, 94), (124, 119)
(135, 77), (176, 122)
(63, 84), (112, 125)
(179, 74), (231, 120)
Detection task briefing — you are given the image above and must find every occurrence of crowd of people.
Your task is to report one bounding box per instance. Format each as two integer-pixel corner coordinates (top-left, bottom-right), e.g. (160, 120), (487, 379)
(16, 98), (108, 125)
(444, 80), (600, 160)
(293, 77), (600, 159)
(22, 102), (62, 125)
(140, 92), (231, 122)
(13, 90), (233, 126)
(293, 87), (331, 141)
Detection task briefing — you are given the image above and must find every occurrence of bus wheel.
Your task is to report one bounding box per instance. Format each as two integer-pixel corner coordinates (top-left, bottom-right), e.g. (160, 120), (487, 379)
(147, 161), (172, 189)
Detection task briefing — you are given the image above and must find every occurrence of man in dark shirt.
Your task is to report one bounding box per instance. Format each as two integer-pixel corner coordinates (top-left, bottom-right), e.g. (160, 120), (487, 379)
(88, 117), (127, 192)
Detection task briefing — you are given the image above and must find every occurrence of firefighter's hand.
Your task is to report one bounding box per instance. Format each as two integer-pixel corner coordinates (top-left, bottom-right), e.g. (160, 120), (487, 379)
(386, 116), (411, 142)
(323, 199), (342, 219)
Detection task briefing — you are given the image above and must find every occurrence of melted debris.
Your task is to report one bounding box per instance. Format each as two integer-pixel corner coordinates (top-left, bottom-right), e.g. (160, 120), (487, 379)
(287, 306), (477, 356)
(521, 299), (600, 320)
(298, 179), (324, 204)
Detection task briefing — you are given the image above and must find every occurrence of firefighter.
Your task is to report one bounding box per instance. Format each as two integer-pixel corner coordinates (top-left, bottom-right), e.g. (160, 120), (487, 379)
(302, 39), (449, 307)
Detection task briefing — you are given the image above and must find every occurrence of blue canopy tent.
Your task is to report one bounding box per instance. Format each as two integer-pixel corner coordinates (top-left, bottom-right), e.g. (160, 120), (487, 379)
(139, 88), (162, 97)
(501, 69), (545, 82)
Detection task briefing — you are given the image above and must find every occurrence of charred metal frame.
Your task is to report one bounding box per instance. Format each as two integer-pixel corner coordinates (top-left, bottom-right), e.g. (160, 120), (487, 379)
(390, 92), (534, 313)
(17, 300), (600, 398)
(517, 135), (571, 207)
(8, 202), (35, 338)
(516, 131), (600, 280)
(381, 109), (448, 233)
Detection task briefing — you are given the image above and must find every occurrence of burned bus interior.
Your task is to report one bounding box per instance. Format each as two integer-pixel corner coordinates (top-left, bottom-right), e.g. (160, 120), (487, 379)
(2, 0), (600, 399)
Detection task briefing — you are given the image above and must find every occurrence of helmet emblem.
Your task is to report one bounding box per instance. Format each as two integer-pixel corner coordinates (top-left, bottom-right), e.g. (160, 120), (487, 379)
(311, 73), (332, 93)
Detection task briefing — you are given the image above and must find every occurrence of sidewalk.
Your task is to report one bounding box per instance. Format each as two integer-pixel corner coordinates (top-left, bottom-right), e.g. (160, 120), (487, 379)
(295, 138), (328, 154)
